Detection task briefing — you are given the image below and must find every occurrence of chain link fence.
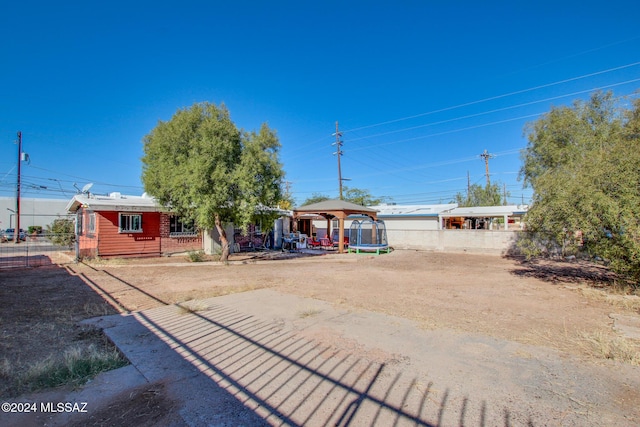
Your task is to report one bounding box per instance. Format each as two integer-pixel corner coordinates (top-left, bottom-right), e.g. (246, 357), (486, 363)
(0, 233), (75, 269)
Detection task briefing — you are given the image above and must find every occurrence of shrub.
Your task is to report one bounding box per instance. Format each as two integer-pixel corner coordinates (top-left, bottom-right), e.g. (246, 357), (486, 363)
(186, 250), (205, 262)
(28, 226), (42, 234)
(46, 218), (75, 247)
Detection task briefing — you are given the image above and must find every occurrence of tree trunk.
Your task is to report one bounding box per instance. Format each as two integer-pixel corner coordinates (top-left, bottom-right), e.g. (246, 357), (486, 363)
(214, 213), (230, 261)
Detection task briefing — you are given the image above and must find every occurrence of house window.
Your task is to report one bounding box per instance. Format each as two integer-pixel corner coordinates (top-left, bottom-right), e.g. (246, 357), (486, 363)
(88, 213), (96, 234)
(119, 213), (142, 233)
(169, 216), (195, 234)
(76, 212), (83, 236)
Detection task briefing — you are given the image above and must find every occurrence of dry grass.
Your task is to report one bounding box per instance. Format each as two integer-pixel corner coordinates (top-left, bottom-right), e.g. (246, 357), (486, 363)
(0, 267), (128, 398)
(83, 256), (129, 266)
(176, 299), (209, 315)
(84, 302), (113, 317)
(2, 337), (127, 397)
(297, 308), (322, 318)
(578, 286), (640, 314)
(576, 330), (640, 365)
(22, 343), (126, 389)
(163, 283), (272, 305)
(0, 357), (11, 379)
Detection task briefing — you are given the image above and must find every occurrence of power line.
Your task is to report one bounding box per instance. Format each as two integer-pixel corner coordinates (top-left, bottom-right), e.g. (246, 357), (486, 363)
(342, 61), (640, 134)
(348, 112), (543, 153)
(287, 75), (640, 164)
(346, 79), (640, 146)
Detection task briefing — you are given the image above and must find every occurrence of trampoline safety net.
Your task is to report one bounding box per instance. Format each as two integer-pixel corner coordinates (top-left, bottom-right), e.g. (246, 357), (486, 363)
(349, 219), (388, 247)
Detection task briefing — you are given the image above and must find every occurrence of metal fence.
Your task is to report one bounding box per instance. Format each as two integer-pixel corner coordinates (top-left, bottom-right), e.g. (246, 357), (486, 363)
(0, 233), (75, 269)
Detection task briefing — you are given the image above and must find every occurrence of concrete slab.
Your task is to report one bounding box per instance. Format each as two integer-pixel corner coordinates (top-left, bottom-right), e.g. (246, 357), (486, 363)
(78, 288), (639, 426)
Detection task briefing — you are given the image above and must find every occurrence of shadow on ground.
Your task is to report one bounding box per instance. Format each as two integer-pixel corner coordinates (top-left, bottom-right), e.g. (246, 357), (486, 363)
(70, 266), (536, 426)
(509, 257), (616, 286)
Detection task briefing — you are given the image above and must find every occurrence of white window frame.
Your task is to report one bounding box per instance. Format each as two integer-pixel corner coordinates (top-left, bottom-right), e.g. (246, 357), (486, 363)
(119, 213), (143, 233)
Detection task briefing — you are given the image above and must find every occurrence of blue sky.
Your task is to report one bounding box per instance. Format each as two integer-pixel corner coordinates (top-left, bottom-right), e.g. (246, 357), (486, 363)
(1, 1), (639, 206)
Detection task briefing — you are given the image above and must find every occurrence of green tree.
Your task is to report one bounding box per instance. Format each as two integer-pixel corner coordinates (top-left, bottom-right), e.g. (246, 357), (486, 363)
(277, 182), (295, 211)
(454, 183), (506, 207)
(301, 187), (387, 206)
(343, 186), (387, 206)
(141, 102), (284, 261)
(47, 218), (75, 247)
(519, 91), (640, 285)
(301, 193), (331, 206)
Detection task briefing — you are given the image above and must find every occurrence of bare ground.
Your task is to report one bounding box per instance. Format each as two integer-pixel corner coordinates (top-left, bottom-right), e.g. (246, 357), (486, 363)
(1, 249), (639, 425)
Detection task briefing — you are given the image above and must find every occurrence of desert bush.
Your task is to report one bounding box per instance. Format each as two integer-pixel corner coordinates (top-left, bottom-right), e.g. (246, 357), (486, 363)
(186, 250), (205, 262)
(46, 218), (75, 247)
(27, 225), (42, 234)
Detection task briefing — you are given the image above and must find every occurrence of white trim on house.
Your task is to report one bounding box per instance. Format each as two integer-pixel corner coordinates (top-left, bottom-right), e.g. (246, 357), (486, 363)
(66, 193), (164, 213)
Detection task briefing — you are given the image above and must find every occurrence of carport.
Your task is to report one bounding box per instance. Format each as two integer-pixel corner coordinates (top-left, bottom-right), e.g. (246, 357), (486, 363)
(292, 199), (378, 253)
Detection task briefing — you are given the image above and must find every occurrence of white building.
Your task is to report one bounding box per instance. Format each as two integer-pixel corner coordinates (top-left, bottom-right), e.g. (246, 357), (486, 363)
(372, 203), (528, 254)
(0, 197), (70, 232)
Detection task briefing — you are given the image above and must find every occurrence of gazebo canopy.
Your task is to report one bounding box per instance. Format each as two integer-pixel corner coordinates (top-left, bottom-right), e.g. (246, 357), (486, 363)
(292, 199), (378, 220)
(292, 199), (378, 253)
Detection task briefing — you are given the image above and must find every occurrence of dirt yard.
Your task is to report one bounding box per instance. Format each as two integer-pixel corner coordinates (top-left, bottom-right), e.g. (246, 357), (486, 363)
(69, 250), (639, 359)
(2, 249), (639, 425)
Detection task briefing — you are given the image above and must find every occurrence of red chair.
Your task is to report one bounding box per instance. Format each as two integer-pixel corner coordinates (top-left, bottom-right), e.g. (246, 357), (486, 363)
(320, 235), (332, 249)
(308, 236), (321, 249)
(332, 236), (349, 248)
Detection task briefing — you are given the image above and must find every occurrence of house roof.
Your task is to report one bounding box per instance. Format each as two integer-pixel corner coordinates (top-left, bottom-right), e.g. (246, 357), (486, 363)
(371, 203), (457, 217)
(295, 199), (378, 212)
(66, 193), (166, 213)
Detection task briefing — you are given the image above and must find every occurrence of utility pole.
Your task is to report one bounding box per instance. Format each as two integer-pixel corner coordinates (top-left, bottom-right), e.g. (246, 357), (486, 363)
(480, 149), (494, 187)
(15, 131), (22, 243)
(332, 122), (344, 200)
(466, 171), (471, 204)
(503, 183), (507, 206)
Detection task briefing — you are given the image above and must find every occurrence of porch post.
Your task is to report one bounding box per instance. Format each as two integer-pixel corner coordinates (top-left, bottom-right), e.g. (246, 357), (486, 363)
(326, 218), (331, 240)
(338, 217), (345, 254)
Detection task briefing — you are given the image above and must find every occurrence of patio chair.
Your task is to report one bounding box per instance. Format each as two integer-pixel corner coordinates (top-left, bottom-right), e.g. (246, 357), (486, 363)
(308, 236), (321, 249)
(332, 236), (349, 248)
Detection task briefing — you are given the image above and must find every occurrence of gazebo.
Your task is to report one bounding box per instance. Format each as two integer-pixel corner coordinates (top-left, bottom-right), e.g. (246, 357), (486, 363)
(292, 199), (378, 253)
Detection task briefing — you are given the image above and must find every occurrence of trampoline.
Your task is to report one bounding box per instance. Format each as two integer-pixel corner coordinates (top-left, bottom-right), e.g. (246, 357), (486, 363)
(348, 218), (391, 255)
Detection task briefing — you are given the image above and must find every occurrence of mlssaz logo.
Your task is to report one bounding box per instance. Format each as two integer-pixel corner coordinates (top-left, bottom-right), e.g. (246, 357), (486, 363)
(40, 402), (88, 413)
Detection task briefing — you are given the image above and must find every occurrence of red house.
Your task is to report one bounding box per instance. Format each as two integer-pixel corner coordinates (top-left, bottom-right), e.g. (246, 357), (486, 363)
(66, 192), (202, 259)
